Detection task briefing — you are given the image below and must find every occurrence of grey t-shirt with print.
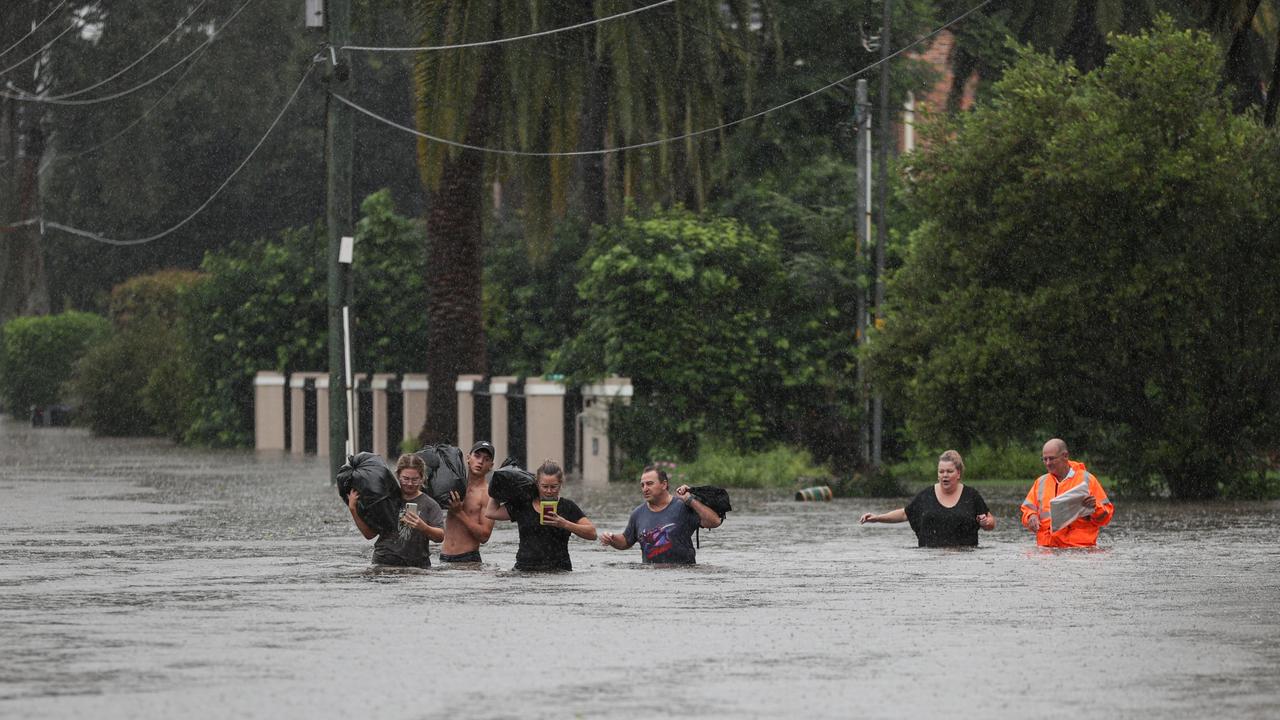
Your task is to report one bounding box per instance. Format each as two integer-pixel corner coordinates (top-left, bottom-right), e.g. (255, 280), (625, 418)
(623, 498), (702, 564)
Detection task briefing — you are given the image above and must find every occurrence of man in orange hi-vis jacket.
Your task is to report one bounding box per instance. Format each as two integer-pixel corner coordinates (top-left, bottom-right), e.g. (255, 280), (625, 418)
(1021, 438), (1114, 547)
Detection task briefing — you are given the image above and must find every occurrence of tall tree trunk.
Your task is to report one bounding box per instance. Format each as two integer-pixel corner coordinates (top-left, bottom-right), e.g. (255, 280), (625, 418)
(419, 61), (494, 445)
(1061, 0), (1106, 72)
(0, 95), (51, 323)
(1264, 21), (1280, 126)
(576, 56), (610, 228)
(1222, 0), (1265, 112)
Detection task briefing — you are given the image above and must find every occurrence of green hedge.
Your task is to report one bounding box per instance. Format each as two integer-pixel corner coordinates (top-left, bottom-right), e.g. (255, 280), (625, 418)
(66, 271), (203, 437)
(643, 437), (830, 490)
(0, 311), (110, 417)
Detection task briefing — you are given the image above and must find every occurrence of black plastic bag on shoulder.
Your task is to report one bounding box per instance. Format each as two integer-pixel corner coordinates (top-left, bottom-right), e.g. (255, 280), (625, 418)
(416, 444), (466, 508)
(489, 458), (538, 506)
(688, 486), (732, 520)
(336, 452), (402, 536)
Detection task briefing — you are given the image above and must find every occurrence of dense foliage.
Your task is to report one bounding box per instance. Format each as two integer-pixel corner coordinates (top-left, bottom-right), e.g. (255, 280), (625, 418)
(0, 311), (110, 416)
(560, 207), (784, 457)
(875, 22), (1280, 498)
(67, 271), (204, 437)
(181, 191), (427, 446)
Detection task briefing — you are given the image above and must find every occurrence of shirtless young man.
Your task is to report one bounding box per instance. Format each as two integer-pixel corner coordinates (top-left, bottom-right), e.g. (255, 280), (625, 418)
(439, 440), (495, 564)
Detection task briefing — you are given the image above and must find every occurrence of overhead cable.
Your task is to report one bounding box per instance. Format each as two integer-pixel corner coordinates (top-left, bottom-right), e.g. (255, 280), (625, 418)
(0, 0), (257, 106)
(332, 0), (993, 157)
(0, 15), (79, 78)
(342, 0), (676, 52)
(33, 43), (215, 174)
(12, 60), (315, 247)
(0, 0), (69, 60)
(15, 0), (209, 101)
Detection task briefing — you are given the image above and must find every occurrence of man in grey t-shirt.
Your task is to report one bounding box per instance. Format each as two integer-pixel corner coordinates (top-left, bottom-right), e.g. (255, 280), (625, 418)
(599, 465), (722, 564)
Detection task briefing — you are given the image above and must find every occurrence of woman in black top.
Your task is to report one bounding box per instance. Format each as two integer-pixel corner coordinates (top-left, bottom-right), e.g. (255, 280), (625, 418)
(484, 460), (596, 570)
(859, 450), (996, 547)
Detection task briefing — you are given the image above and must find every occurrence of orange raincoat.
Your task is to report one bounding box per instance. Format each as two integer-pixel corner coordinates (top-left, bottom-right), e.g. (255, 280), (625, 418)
(1020, 460), (1114, 547)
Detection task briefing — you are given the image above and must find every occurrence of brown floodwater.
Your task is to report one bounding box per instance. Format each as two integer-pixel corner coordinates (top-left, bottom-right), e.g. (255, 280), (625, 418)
(1, 419), (1277, 719)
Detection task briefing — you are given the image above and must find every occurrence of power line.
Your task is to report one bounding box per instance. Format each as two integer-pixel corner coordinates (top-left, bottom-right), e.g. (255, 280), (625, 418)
(0, 0), (257, 106)
(33, 43), (215, 174)
(0, 14), (79, 78)
(11, 0), (209, 101)
(332, 0), (993, 158)
(8, 59), (316, 247)
(0, 0), (69, 60)
(342, 0), (677, 52)
(0, 37), (213, 170)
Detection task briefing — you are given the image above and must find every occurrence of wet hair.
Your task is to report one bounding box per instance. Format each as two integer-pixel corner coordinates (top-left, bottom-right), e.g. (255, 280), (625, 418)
(938, 450), (964, 475)
(641, 464), (669, 484)
(535, 460), (563, 482)
(395, 453), (427, 479)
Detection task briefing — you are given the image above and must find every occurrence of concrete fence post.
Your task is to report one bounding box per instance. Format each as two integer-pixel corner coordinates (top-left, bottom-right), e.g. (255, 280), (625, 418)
(580, 377), (632, 486)
(455, 374), (483, 450)
(489, 375), (517, 463)
(370, 373), (395, 458)
(253, 372), (287, 450)
(401, 374), (428, 449)
(315, 375), (331, 461)
(524, 379), (565, 471)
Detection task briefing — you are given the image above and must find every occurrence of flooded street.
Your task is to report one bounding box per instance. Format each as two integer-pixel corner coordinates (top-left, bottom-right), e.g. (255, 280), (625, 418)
(1, 419), (1277, 719)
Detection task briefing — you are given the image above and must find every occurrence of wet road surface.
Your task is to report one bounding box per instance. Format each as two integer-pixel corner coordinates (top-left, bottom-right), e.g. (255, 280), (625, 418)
(1, 419), (1277, 719)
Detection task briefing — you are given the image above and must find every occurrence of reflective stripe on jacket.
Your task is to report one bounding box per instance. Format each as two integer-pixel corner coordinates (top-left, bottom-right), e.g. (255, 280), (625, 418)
(1020, 460), (1114, 547)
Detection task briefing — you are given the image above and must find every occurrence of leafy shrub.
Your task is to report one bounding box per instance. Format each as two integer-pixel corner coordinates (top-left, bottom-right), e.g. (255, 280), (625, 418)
(0, 311), (109, 416)
(65, 271), (204, 437)
(561, 206), (785, 456)
(674, 437), (830, 489)
(890, 443), (1046, 485)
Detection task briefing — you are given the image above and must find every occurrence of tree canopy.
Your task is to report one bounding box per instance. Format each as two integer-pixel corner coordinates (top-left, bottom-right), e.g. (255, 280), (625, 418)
(876, 20), (1280, 498)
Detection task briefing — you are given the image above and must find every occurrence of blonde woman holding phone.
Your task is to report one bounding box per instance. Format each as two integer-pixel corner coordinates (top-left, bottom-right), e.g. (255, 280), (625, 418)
(484, 460), (596, 571)
(347, 454), (445, 567)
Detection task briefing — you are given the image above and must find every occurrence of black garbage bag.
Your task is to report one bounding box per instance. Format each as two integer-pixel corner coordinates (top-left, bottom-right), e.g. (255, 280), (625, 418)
(416, 444), (466, 508)
(688, 486), (732, 520)
(336, 452), (402, 536)
(688, 485), (731, 550)
(489, 460), (537, 506)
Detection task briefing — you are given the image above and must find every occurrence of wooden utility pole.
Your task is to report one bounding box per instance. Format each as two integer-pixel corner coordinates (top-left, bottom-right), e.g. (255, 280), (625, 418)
(325, 0), (354, 479)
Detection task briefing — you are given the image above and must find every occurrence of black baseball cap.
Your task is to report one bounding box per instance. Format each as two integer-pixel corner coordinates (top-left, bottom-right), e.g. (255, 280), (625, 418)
(470, 440), (495, 458)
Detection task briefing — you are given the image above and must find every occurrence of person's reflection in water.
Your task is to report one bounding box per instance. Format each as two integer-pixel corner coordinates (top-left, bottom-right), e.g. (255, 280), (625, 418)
(484, 460), (596, 571)
(859, 450), (995, 547)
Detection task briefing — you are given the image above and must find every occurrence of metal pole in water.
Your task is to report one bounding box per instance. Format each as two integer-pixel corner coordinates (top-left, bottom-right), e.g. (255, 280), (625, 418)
(872, 0), (891, 470)
(855, 78), (871, 468)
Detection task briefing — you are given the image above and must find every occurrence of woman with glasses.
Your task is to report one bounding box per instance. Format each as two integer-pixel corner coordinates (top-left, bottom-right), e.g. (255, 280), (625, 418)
(347, 453), (446, 567)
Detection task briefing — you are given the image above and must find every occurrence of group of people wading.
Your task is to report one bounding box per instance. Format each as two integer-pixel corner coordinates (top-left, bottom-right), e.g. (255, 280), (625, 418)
(348, 436), (1113, 570)
(347, 440), (723, 570)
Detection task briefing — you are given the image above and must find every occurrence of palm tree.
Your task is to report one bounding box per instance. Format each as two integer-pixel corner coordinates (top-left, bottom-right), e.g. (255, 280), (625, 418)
(409, 1), (761, 443)
(939, 0), (1279, 116)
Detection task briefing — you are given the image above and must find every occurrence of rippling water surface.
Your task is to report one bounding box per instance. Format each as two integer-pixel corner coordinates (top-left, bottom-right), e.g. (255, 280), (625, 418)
(1, 419), (1277, 719)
